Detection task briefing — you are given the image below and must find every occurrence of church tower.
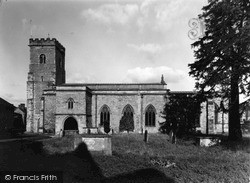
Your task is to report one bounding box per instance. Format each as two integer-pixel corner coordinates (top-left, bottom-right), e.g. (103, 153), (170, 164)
(26, 38), (65, 133)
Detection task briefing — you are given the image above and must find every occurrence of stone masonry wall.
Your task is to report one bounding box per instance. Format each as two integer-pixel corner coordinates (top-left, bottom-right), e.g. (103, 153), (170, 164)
(91, 92), (166, 133)
(27, 46), (56, 133)
(143, 95), (166, 133)
(27, 38), (65, 133)
(55, 90), (87, 135)
(95, 94), (140, 133)
(199, 99), (228, 134)
(44, 94), (56, 133)
(55, 48), (66, 85)
(86, 91), (92, 127)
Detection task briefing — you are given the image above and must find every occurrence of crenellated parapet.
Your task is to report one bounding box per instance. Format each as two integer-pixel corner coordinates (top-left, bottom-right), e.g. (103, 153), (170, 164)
(27, 37), (66, 133)
(29, 38), (65, 52)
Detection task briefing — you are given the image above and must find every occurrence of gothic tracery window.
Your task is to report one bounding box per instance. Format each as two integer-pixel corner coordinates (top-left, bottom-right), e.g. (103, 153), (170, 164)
(39, 54), (46, 64)
(68, 98), (74, 109)
(145, 105), (156, 127)
(123, 104), (134, 118)
(100, 105), (110, 126)
(119, 104), (134, 132)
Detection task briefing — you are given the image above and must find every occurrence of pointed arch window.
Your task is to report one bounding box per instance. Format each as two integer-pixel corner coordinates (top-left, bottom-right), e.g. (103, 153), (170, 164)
(68, 98), (74, 109)
(100, 105), (110, 126)
(145, 105), (156, 127)
(123, 104), (134, 118)
(39, 54), (46, 64)
(120, 104), (134, 132)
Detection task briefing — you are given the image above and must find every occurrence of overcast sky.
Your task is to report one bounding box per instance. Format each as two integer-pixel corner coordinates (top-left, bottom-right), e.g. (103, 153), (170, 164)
(0, 0), (208, 106)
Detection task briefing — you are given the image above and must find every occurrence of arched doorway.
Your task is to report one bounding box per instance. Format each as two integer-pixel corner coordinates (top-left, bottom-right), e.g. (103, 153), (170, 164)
(64, 117), (79, 136)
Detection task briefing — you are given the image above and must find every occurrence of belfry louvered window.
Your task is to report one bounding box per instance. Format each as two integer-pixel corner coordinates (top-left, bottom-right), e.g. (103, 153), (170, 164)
(39, 54), (46, 64)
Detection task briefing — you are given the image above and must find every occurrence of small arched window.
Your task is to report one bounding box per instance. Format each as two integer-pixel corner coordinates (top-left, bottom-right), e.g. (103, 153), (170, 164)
(59, 59), (62, 68)
(58, 57), (63, 68)
(68, 98), (74, 109)
(39, 54), (46, 64)
(100, 105), (110, 126)
(145, 105), (156, 127)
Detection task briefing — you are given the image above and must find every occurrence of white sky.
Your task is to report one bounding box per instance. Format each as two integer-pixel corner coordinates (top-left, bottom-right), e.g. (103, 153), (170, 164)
(0, 0), (209, 106)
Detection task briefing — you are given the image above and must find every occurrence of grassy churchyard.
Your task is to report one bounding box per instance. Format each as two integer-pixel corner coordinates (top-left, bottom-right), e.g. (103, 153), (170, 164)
(42, 133), (250, 183)
(0, 133), (249, 182)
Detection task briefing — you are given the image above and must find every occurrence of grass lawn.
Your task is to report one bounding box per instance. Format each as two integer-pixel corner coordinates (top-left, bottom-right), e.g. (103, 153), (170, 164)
(96, 134), (250, 183)
(1, 133), (249, 182)
(41, 133), (250, 183)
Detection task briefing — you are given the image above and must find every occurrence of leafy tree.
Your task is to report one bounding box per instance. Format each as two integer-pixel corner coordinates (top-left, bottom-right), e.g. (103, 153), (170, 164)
(160, 92), (202, 140)
(119, 115), (134, 133)
(189, 0), (250, 140)
(104, 121), (110, 134)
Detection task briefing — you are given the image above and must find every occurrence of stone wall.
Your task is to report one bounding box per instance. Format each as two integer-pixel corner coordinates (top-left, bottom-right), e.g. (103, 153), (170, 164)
(91, 91), (166, 133)
(86, 90), (92, 127)
(26, 38), (65, 133)
(199, 102), (207, 134)
(55, 48), (66, 85)
(199, 99), (228, 134)
(143, 94), (166, 133)
(54, 86), (88, 135)
(43, 92), (56, 133)
(93, 94), (140, 133)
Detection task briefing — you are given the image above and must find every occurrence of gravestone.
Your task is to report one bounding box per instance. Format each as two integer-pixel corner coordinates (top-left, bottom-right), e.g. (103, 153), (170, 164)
(196, 136), (221, 147)
(74, 134), (112, 155)
(144, 130), (148, 143)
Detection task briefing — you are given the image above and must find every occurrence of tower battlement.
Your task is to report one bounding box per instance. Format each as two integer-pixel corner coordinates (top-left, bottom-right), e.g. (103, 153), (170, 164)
(27, 37), (66, 133)
(29, 38), (65, 52)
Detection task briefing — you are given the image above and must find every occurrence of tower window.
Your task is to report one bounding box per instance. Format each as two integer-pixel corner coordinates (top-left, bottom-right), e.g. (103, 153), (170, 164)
(59, 58), (63, 68)
(68, 98), (74, 109)
(39, 54), (46, 64)
(145, 105), (156, 127)
(59, 60), (62, 68)
(41, 76), (43, 81)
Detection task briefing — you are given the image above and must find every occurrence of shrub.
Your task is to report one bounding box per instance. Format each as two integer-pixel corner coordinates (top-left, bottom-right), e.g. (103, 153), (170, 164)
(104, 121), (110, 134)
(119, 115), (134, 133)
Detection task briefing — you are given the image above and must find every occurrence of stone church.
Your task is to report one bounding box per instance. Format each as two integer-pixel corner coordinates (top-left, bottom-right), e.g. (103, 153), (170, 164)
(26, 38), (229, 136)
(26, 38), (169, 135)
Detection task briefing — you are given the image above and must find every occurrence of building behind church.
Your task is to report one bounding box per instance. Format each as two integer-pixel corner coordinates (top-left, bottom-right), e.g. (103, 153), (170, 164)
(26, 38), (229, 136)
